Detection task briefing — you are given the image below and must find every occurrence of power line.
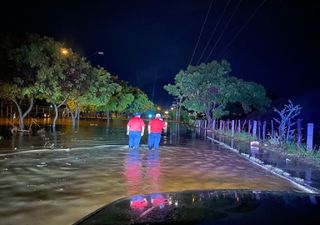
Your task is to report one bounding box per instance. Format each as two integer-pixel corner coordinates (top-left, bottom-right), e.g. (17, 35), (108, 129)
(188, 0), (214, 66)
(218, 0), (268, 59)
(196, 0), (231, 65)
(204, 0), (243, 63)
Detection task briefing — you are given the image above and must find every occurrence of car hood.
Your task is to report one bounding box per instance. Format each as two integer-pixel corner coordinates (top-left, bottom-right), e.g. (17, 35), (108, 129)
(73, 189), (320, 225)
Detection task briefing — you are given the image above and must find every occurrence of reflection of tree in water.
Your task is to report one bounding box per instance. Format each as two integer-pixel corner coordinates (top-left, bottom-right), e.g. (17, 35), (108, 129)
(169, 123), (180, 144)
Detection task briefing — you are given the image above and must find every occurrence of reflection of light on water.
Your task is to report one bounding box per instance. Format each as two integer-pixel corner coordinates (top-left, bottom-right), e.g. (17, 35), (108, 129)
(0, 122), (301, 225)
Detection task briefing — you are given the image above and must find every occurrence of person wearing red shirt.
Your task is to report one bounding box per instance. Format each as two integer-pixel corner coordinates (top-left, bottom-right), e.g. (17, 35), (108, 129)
(127, 113), (145, 149)
(148, 113), (165, 150)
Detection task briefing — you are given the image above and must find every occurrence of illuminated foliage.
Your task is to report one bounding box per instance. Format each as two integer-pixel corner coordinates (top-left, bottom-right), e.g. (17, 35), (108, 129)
(103, 79), (134, 114)
(164, 60), (270, 123)
(127, 87), (154, 114)
(81, 68), (120, 112)
(1, 34), (155, 129)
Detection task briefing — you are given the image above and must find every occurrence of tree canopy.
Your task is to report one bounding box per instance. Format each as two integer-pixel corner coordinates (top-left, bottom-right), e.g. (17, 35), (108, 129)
(164, 60), (270, 123)
(0, 34), (154, 129)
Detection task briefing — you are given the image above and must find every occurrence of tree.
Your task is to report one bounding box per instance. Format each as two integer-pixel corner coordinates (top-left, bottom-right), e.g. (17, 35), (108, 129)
(274, 100), (301, 144)
(24, 35), (70, 130)
(164, 60), (270, 125)
(127, 88), (154, 115)
(82, 68), (121, 124)
(164, 83), (184, 122)
(0, 34), (42, 130)
(0, 81), (35, 130)
(63, 52), (94, 127)
(103, 79), (134, 122)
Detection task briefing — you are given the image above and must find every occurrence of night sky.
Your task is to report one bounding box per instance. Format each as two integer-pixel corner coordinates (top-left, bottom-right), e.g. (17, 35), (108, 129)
(1, 0), (319, 108)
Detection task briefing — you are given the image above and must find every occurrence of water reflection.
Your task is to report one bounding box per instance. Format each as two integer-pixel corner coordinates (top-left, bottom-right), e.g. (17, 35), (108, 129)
(124, 150), (142, 195)
(75, 190), (320, 225)
(146, 150), (160, 193)
(0, 121), (304, 225)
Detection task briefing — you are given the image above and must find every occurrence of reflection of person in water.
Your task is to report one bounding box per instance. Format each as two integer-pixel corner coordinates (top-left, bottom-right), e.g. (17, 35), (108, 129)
(146, 150), (160, 193)
(124, 150), (142, 196)
(130, 195), (148, 211)
(150, 193), (167, 209)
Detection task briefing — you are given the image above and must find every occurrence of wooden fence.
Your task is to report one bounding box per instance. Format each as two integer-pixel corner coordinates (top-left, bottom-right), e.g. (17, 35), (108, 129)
(196, 119), (319, 151)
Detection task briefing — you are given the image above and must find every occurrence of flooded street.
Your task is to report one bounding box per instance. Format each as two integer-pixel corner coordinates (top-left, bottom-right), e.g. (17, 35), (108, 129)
(0, 120), (301, 225)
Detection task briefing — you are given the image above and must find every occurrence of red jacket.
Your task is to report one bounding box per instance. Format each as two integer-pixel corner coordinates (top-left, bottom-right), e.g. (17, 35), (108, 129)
(127, 116), (145, 132)
(148, 119), (165, 133)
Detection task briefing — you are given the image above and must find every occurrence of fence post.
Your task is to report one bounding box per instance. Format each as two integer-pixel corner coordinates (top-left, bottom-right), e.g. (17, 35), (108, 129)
(222, 121), (225, 133)
(219, 120), (222, 131)
(253, 121), (257, 139)
(248, 120), (251, 134)
(297, 119), (302, 146)
(307, 123), (314, 151)
(231, 120), (235, 137)
(271, 119), (274, 139)
(213, 119), (216, 131)
(258, 121), (261, 140)
(238, 120), (241, 133)
(263, 121), (266, 141)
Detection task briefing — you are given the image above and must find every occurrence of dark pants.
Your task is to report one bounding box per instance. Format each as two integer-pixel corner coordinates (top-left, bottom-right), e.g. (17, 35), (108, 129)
(148, 132), (161, 150)
(129, 131), (142, 149)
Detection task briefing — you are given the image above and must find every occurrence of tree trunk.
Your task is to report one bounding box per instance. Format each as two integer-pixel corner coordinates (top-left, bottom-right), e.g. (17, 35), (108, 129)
(52, 103), (58, 131)
(67, 106), (77, 128)
(51, 99), (66, 132)
(76, 106), (80, 127)
(106, 110), (110, 126)
(178, 98), (182, 123)
(205, 109), (212, 127)
(71, 111), (76, 127)
(12, 97), (34, 130)
(77, 106), (80, 122)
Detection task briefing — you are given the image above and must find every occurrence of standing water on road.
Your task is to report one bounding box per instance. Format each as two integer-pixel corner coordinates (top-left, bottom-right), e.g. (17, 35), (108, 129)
(0, 120), (302, 225)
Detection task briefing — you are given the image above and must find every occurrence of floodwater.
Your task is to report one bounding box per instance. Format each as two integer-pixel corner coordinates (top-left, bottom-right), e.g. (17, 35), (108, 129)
(0, 119), (302, 225)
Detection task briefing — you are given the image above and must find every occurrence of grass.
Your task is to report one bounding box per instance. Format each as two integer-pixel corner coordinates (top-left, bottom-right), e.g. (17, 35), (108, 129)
(284, 143), (320, 163)
(212, 128), (320, 166)
(214, 129), (256, 142)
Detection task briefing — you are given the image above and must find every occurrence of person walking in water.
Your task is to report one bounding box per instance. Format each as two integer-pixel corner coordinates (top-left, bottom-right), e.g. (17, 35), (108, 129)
(127, 113), (145, 149)
(148, 113), (165, 150)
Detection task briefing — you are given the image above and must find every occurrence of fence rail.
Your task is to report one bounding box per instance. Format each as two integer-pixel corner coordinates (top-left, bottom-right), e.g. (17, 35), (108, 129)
(196, 118), (320, 151)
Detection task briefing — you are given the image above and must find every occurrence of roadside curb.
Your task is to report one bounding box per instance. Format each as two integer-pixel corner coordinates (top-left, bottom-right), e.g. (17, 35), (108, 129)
(207, 136), (320, 194)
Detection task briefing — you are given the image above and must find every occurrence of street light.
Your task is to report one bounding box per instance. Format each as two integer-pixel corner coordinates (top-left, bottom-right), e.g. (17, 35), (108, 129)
(60, 48), (69, 56)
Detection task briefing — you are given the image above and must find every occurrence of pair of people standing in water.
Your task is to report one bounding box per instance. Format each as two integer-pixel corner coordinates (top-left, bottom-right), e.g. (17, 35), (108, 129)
(126, 113), (165, 150)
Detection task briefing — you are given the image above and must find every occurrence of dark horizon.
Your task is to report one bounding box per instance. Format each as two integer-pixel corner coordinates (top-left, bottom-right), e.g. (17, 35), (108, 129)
(1, 0), (319, 108)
